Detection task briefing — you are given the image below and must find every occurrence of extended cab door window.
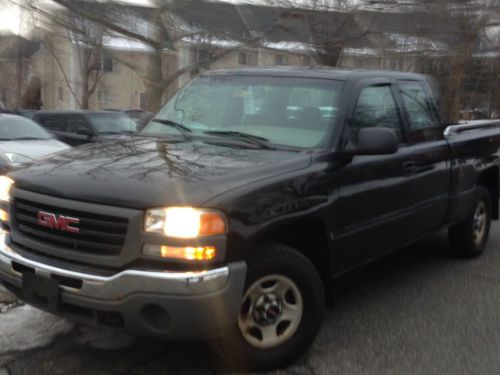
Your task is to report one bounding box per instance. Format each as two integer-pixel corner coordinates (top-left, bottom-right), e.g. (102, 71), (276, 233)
(398, 80), (441, 143)
(351, 85), (405, 143)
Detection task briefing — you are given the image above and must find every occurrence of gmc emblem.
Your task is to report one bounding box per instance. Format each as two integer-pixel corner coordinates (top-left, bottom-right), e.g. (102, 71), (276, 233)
(37, 211), (80, 234)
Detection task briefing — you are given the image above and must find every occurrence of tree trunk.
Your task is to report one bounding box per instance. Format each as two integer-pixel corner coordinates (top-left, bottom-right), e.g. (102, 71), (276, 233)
(441, 53), (467, 123)
(143, 51), (165, 112)
(79, 49), (91, 109)
(80, 77), (90, 109)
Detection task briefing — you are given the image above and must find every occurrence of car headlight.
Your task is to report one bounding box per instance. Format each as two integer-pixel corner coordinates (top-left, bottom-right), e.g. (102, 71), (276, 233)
(144, 207), (227, 238)
(4, 152), (33, 164)
(0, 176), (13, 203)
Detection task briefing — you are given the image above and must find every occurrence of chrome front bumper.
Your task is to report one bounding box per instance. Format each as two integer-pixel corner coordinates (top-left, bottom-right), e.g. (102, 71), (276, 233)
(0, 233), (247, 339)
(0, 243), (239, 299)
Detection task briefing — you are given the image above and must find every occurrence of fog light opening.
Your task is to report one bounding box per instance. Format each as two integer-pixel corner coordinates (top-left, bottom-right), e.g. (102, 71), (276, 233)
(140, 304), (170, 332)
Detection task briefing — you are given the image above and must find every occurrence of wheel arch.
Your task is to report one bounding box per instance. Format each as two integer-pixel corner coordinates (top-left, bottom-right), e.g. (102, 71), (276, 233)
(253, 217), (332, 283)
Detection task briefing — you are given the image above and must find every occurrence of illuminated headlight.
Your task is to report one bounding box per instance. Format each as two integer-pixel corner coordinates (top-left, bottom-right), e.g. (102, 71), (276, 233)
(0, 176), (14, 203)
(144, 207), (227, 238)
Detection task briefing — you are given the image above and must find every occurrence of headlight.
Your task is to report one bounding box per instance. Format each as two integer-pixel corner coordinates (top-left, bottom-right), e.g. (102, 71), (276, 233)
(144, 207), (227, 238)
(0, 176), (13, 203)
(4, 152), (32, 164)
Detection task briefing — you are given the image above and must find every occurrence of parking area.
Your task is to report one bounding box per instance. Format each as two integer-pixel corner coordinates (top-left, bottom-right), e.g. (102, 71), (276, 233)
(1, 226), (500, 374)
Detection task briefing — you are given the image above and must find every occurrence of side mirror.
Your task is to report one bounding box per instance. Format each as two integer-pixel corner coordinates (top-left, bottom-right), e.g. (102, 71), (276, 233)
(346, 127), (398, 155)
(76, 128), (92, 137)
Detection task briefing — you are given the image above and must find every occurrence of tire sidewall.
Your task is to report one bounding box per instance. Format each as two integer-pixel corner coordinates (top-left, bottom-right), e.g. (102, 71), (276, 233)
(472, 187), (492, 253)
(217, 244), (325, 371)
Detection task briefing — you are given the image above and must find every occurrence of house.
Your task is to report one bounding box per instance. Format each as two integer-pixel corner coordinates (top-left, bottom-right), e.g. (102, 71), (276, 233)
(1, 0), (499, 116)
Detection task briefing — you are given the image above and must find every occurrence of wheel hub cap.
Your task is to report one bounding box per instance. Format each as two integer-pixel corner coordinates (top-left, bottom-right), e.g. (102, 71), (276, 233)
(238, 274), (303, 349)
(253, 293), (282, 325)
(473, 201), (487, 245)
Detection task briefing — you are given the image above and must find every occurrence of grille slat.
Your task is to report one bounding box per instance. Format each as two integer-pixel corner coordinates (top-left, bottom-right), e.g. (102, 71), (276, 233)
(15, 213), (126, 242)
(13, 198), (128, 256)
(16, 202), (128, 232)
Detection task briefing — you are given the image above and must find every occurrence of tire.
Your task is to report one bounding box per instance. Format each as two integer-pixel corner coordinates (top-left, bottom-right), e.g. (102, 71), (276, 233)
(449, 186), (492, 258)
(215, 243), (325, 371)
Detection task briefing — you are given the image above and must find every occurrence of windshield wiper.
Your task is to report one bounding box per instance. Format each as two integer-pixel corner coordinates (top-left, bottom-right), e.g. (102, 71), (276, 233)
(100, 131), (135, 135)
(12, 137), (46, 141)
(152, 119), (192, 140)
(203, 130), (274, 149)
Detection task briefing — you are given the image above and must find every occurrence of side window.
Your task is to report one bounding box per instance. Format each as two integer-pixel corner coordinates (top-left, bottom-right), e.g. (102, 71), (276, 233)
(38, 115), (67, 131)
(351, 85), (403, 143)
(67, 115), (90, 134)
(399, 80), (441, 143)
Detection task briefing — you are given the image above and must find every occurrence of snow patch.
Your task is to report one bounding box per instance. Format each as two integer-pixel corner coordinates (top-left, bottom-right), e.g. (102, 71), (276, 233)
(0, 305), (73, 353)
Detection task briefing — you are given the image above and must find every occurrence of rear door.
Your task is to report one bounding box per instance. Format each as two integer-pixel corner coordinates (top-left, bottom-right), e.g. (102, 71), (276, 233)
(397, 80), (451, 234)
(335, 80), (420, 271)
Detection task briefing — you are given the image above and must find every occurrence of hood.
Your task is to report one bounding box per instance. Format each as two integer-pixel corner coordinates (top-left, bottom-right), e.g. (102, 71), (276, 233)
(0, 139), (70, 162)
(10, 137), (312, 209)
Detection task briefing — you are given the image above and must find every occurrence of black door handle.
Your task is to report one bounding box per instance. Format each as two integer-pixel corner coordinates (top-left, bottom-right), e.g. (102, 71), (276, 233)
(402, 161), (416, 174)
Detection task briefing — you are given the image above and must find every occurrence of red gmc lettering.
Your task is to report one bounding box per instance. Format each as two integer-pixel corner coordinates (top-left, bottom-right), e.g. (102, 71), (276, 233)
(37, 211), (80, 234)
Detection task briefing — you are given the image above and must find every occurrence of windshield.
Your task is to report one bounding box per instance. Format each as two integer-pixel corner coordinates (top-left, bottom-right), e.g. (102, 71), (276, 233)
(142, 76), (343, 149)
(87, 113), (138, 134)
(0, 116), (52, 140)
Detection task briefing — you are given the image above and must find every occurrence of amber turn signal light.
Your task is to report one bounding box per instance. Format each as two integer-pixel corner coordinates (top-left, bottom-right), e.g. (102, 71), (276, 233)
(143, 244), (217, 261)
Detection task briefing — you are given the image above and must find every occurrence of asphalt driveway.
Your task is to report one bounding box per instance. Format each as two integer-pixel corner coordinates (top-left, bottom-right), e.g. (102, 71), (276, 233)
(1, 226), (500, 375)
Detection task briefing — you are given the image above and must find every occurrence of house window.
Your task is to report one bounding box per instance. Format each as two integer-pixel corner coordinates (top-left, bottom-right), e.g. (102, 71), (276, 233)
(57, 87), (64, 101)
(94, 53), (113, 73)
(96, 89), (110, 106)
(103, 55), (113, 73)
(238, 52), (247, 65)
(139, 92), (147, 110)
(197, 49), (209, 63)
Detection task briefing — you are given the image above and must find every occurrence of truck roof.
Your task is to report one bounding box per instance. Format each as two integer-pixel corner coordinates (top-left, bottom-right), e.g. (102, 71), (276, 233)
(204, 66), (426, 82)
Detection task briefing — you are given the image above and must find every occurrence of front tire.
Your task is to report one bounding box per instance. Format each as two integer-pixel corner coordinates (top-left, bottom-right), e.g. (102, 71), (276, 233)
(449, 186), (492, 258)
(216, 243), (325, 371)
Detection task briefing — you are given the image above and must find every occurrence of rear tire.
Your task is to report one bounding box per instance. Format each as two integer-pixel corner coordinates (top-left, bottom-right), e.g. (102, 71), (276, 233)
(215, 243), (325, 371)
(449, 186), (491, 258)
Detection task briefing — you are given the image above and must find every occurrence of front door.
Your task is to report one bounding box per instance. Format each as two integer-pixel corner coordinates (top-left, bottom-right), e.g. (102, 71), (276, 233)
(335, 81), (419, 271)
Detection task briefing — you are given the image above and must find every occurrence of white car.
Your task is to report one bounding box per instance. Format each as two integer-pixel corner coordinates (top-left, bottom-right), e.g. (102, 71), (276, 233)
(0, 114), (70, 173)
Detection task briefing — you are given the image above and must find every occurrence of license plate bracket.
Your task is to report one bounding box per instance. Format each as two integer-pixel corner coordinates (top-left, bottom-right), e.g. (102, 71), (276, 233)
(22, 273), (60, 312)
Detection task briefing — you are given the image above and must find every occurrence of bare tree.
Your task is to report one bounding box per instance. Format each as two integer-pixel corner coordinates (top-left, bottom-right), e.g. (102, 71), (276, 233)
(47, 0), (247, 111)
(365, 0), (499, 122)
(262, 0), (372, 67)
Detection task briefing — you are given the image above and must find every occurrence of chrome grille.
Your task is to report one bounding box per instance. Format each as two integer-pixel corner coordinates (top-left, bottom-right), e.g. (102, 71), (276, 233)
(13, 198), (128, 255)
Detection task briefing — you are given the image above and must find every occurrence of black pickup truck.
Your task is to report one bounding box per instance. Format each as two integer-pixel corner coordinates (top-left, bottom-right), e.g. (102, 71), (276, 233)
(0, 68), (499, 370)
